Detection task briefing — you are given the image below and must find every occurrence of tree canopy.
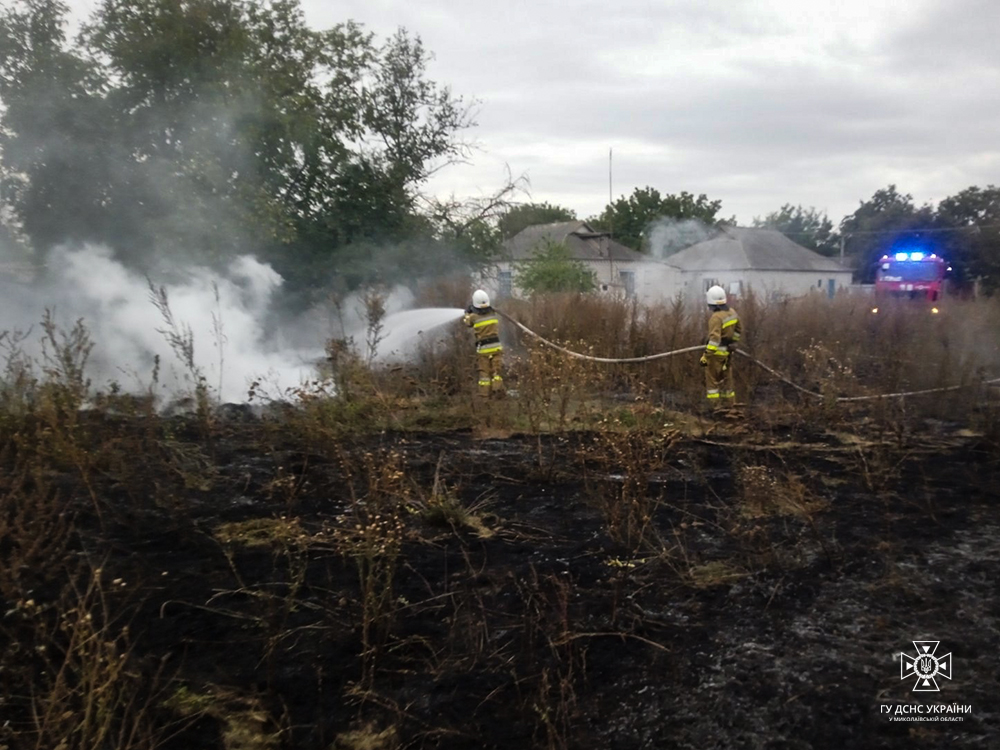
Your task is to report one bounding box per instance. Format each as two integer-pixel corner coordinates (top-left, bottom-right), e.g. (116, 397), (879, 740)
(2, 4), (999, 298)
(753, 205), (838, 257)
(0, 0), (475, 299)
(832, 184), (1000, 290)
(933, 185), (1000, 292)
(589, 187), (724, 252)
(839, 186), (935, 282)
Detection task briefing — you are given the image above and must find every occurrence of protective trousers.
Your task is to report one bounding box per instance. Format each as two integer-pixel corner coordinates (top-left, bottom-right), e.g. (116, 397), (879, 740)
(477, 351), (504, 398)
(705, 353), (735, 404)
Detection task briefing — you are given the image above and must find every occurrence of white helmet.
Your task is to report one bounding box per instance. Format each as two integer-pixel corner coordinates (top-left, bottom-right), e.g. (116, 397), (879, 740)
(472, 289), (490, 309)
(706, 285), (727, 306)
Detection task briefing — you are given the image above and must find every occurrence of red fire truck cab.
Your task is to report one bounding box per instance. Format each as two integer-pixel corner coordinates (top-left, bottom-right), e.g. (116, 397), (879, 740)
(872, 252), (949, 314)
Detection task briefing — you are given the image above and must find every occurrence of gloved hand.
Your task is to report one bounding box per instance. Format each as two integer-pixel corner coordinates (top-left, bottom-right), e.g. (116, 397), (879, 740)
(721, 357), (730, 372)
(699, 354), (708, 367)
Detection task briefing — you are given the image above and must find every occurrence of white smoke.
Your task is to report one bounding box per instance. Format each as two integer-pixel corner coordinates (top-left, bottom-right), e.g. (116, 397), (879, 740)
(0, 243), (327, 403)
(644, 218), (714, 260)
(328, 286), (463, 363)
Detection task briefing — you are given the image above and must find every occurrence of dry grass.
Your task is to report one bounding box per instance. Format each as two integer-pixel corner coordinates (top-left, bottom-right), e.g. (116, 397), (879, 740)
(412, 454), (497, 538)
(0, 292), (997, 748)
(332, 722), (400, 750)
(433, 291), (1000, 431)
(239, 291), (1000, 440)
(736, 464), (829, 519)
(214, 517), (309, 548)
(688, 560), (747, 588)
(165, 686), (282, 750)
(580, 419), (682, 553)
(1, 566), (173, 750)
(331, 450), (411, 684)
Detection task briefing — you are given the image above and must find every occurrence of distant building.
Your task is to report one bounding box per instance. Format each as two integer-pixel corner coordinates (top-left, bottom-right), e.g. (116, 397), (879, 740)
(485, 222), (853, 304)
(485, 220), (680, 303)
(666, 227), (853, 301)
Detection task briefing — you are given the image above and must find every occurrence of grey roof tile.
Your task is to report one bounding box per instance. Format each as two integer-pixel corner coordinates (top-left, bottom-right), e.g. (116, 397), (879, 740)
(502, 221), (648, 262)
(668, 227), (850, 273)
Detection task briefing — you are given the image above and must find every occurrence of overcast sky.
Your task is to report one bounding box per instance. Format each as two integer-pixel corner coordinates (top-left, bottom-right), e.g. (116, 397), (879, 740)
(68, 0), (1000, 225)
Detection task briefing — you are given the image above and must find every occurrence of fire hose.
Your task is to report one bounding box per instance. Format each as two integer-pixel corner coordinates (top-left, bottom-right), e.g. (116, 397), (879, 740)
(497, 311), (1000, 403)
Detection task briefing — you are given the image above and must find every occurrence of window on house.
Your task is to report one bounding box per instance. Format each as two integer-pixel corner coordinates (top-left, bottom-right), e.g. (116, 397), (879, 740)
(498, 270), (512, 299)
(818, 279), (822, 288)
(703, 278), (720, 291)
(620, 270), (636, 298)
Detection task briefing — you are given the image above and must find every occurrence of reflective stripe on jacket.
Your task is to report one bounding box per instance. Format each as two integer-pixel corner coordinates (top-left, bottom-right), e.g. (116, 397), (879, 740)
(705, 306), (741, 355)
(463, 307), (502, 352)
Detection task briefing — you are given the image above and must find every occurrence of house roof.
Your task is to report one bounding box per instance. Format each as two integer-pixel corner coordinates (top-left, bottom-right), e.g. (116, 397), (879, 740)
(667, 227), (850, 273)
(502, 221), (650, 263)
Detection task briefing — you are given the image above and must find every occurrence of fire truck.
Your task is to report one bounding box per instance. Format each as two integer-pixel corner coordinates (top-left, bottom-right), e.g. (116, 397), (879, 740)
(871, 250), (950, 314)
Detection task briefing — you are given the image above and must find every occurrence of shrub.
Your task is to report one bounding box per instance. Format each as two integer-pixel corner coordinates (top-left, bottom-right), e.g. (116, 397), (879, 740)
(516, 241), (596, 294)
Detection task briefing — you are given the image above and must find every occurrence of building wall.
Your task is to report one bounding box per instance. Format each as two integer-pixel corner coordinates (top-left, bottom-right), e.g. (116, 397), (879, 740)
(632, 262), (683, 302)
(483, 260), (682, 303)
(679, 269), (853, 302)
(484, 262), (851, 305)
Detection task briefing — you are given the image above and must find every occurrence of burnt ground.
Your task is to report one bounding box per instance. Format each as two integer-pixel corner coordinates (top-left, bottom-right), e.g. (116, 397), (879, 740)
(3, 409), (999, 749)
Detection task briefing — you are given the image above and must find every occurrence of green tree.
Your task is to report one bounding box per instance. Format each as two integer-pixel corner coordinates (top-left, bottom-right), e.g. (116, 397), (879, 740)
(516, 240), (596, 295)
(425, 173), (528, 264)
(753, 204), (838, 256)
(0, 0), (473, 295)
(589, 187), (724, 251)
(0, 0), (109, 254)
(362, 29), (471, 193)
(935, 185), (1000, 292)
(839, 185), (935, 281)
(497, 201), (576, 240)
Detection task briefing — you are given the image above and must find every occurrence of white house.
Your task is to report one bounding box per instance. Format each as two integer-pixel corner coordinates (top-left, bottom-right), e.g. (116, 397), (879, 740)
(666, 227), (853, 301)
(484, 220), (681, 303)
(486, 222), (853, 305)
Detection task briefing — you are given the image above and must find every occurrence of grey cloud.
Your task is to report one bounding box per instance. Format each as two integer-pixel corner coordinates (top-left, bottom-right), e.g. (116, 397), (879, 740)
(887, 0), (1000, 73)
(64, 0), (999, 224)
(482, 70), (995, 161)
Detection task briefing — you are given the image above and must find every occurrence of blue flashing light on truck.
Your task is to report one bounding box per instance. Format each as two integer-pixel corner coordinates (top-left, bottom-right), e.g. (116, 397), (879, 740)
(871, 251), (950, 314)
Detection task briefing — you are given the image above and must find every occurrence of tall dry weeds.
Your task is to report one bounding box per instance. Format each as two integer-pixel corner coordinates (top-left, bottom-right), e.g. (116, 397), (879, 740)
(333, 449), (410, 685)
(1, 563), (172, 750)
(580, 417), (682, 553)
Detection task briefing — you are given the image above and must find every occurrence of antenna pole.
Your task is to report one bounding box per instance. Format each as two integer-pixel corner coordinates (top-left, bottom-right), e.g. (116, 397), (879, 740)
(608, 147), (613, 242)
(608, 147), (614, 285)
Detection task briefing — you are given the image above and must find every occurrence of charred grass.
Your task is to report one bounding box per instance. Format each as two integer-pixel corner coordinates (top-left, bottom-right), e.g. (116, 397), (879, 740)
(1, 296), (1000, 749)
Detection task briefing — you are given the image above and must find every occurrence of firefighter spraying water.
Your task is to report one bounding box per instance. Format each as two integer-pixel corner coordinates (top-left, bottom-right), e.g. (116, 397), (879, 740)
(462, 290), (505, 399)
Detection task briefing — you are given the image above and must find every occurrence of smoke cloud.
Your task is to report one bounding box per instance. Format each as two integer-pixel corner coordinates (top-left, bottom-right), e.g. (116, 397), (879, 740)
(0, 241), (469, 404)
(644, 217), (715, 259)
(0, 243), (328, 403)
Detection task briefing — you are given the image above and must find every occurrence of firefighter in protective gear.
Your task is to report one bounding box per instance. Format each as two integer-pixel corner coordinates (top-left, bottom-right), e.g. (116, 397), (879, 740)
(700, 285), (741, 406)
(463, 290), (504, 398)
